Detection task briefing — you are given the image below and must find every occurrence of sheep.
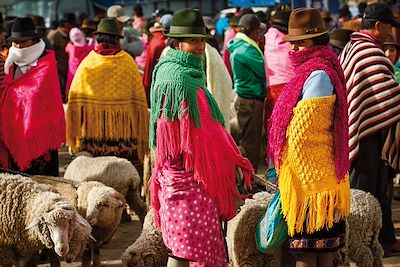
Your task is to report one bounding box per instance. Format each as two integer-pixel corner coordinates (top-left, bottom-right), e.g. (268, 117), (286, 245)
(78, 182), (126, 267)
(121, 208), (168, 267)
(30, 175), (126, 267)
(226, 192), (290, 267)
(227, 189), (383, 267)
(346, 189), (383, 267)
(0, 173), (91, 266)
(64, 155), (148, 224)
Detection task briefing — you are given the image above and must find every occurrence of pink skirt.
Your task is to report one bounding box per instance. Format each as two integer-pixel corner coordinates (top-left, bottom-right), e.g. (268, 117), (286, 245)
(157, 157), (228, 267)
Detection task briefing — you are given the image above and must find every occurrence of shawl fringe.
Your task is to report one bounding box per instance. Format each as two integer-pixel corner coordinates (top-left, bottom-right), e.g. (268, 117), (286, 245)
(279, 163), (350, 236)
(66, 102), (149, 161)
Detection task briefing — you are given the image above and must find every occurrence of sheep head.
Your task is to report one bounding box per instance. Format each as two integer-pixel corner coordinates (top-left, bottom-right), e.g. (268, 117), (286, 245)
(64, 212), (92, 263)
(26, 206), (74, 257)
(86, 186), (126, 228)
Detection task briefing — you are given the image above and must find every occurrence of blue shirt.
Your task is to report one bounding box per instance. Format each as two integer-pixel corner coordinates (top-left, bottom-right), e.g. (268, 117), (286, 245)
(301, 70), (334, 99)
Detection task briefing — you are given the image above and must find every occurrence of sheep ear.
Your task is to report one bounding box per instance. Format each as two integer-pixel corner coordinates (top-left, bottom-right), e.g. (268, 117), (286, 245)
(89, 234), (97, 242)
(25, 218), (40, 230)
(110, 192), (126, 204)
(117, 200), (125, 208)
(73, 213), (91, 228)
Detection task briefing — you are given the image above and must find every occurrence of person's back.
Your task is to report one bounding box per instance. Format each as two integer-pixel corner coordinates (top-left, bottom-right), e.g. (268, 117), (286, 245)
(65, 27), (93, 92)
(107, 5), (143, 58)
(227, 14), (266, 170)
(339, 3), (400, 256)
(47, 18), (72, 102)
(66, 18), (148, 176)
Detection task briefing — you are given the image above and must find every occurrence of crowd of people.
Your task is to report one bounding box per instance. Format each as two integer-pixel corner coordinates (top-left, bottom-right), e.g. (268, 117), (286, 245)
(1, 2), (400, 267)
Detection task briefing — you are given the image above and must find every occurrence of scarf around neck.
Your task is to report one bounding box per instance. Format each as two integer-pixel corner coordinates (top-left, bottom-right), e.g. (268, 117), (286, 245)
(94, 42), (122, 55)
(268, 45), (349, 182)
(149, 48), (224, 148)
(4, 39), (45, 74)
(235, 32), (263, 57)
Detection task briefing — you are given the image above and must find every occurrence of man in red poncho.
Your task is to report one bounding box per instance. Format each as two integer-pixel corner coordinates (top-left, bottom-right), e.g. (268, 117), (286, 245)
(0, 17), (65, 176)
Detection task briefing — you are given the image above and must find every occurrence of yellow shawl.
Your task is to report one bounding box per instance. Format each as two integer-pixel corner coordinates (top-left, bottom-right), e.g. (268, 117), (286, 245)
(278, 96), (350, 236)
(66, 50), (149, 160)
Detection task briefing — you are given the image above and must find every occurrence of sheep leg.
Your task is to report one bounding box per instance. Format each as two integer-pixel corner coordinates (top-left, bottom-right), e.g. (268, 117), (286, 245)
(92, 246), (101, 267)
(16, 257), (32, 267)
(49, 252), (61, 267)
(81, 249), (92, 267)
(126, 188), (148, 224)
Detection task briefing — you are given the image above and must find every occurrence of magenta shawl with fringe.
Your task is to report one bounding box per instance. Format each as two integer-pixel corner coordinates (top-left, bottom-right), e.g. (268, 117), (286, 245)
(268, 45), (349, 182)
(150, 89), (253, 227)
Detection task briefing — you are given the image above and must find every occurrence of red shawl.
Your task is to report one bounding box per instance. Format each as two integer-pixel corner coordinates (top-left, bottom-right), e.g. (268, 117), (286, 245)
(150, 89), (253, 227)
(0, 51), (65, 170)
(268, 45), (349, 182)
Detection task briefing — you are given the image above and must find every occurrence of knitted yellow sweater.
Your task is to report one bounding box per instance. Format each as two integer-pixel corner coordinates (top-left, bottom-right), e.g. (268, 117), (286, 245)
(66, 50), (149, 160)
(278, 96), (350, 236)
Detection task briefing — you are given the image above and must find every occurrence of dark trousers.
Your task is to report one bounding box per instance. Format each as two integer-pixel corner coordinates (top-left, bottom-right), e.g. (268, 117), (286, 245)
(350, 132), (396, 246)
(234, 96), (264, 171)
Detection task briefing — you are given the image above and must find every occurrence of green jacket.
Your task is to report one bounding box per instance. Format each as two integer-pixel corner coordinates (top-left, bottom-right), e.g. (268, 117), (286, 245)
(227, 32), (266, 100)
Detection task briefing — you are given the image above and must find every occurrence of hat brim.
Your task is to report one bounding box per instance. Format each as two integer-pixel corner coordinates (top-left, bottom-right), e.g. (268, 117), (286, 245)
(329, 39), (347, 49)
(282, 30), (328, 42)
(383, 41), (400, 49)
(93, 31), (123, 38)
(116, 16), (130, 23)
(390, 19), (400, 28)
(7, 35), (36, 42)
(164, 32), (211, 38)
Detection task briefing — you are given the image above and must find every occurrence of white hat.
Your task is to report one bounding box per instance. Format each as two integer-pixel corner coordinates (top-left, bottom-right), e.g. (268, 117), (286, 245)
(107, 5), (130, 23)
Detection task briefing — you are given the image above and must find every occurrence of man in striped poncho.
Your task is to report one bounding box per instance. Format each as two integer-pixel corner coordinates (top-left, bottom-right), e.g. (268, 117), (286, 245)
(340, 3), (400, 257)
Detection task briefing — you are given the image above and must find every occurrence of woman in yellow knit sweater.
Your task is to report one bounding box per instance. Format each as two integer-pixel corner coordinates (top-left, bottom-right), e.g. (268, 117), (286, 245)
(66, 18), (149, 174)
(268, 9), (350, 267)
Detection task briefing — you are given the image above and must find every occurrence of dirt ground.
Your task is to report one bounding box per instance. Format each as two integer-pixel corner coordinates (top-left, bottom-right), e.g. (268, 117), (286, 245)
(38, 147), (400, 266)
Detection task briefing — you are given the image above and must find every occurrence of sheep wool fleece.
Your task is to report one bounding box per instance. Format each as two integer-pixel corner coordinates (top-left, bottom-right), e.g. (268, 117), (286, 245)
(66, 50), (149, 160)
(278, 96), (350, 236)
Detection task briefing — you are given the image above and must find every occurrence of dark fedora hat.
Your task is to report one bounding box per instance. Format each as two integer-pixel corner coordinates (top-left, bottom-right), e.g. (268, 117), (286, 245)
(272, 10), (291, 27)
(283, 8), (328, 42)
(93, 18), (123, 38)
(7, 17), (37, 42)
(165, 8), (208, 38)
(384, 34), (400, 49)
(329, 28), (354, 49)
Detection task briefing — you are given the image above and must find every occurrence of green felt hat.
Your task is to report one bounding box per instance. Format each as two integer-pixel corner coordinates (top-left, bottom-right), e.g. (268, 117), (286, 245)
(93, 18), (123, 38)
(165, 8), (208, 38)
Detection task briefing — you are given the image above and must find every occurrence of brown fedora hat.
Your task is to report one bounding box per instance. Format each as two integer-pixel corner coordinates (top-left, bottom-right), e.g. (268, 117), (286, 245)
(283, 8), (328, 42)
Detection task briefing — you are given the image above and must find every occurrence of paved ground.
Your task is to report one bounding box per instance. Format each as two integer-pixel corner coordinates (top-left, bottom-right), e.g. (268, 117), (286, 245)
(38, 147), (400, 266)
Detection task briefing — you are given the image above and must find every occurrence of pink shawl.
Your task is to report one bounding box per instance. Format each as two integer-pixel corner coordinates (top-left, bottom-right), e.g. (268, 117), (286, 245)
(150, 89), (253, 227)
(268, 45), (349, 182)
(0, 51), (65, 170)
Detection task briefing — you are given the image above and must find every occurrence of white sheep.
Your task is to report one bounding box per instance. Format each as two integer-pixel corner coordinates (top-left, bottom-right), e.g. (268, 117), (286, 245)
(0, 173), (91, 266)
(121, 208), (168, 267)
(227, 189), (383, 267)
(346, 189), (383, 267)
(64, 155), (148, 224)
(30, 175), (126, 267)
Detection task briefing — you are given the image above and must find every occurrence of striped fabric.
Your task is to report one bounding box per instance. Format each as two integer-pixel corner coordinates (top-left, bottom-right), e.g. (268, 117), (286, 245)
(382, 123), (400, 170)
(340, 32), (400, 162)
(0, 55), (5, 85)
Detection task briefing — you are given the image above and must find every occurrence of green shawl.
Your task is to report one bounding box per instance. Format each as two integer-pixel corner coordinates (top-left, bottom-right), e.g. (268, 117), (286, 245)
(149, 48), (224, 148)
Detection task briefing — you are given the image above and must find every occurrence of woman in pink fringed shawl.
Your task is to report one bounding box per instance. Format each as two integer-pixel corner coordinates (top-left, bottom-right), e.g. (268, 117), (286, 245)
(149, 9), (254, 267)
